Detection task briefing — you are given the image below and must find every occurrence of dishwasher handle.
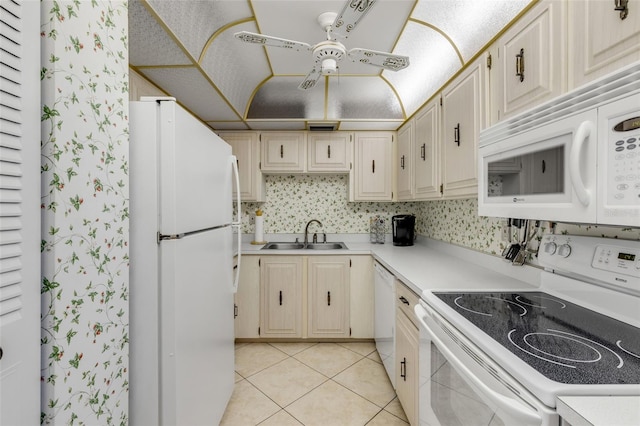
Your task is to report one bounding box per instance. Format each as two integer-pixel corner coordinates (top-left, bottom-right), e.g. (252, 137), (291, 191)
(414, 302), (543, 424)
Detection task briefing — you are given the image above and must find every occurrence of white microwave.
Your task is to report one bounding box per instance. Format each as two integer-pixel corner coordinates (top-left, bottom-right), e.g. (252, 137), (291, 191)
(479, 63), (640, 227)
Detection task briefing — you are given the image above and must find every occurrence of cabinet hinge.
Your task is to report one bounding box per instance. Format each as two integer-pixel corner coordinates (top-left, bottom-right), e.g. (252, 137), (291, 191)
(486, 53), (492, 70)
(440, 184), (443, 194)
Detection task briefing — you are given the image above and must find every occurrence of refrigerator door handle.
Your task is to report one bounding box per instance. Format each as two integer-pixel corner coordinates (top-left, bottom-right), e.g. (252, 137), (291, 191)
(231, 155), (242, 293)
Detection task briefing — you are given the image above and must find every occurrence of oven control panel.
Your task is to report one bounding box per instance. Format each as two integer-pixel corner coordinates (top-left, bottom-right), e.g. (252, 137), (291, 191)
(539, 235), (640, 292)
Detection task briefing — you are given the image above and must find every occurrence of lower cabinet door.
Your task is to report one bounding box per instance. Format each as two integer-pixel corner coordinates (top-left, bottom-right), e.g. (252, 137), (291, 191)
(396, 310), (419, 425)
(260, 256), (303, 337)
(308, 257), (350, 338)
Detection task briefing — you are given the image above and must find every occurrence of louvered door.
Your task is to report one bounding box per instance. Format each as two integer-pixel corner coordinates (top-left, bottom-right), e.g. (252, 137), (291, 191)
(0, 0), (40, 423)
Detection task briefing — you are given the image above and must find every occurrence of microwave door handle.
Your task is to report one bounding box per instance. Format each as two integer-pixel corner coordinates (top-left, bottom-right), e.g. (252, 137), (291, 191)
(414, 303), (542, 424)
(569, 121), (594, 206)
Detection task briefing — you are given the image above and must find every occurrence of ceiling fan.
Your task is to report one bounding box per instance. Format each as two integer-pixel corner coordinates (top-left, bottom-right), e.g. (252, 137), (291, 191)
(234, 0), (410, 90)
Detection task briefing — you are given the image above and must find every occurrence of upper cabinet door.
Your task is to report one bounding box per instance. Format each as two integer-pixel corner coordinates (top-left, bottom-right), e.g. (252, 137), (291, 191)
(218, 132), (265, 202)
(307, 132), (352, 172)
(568, 0), (640, 89)
(396, 123), (413, 201)
(260, 132), (306, 172)
(413, 100), (441, 200)
(352, 132), (395, 201)
(489, 0), (566, 124)
(441, 61), (482, 199)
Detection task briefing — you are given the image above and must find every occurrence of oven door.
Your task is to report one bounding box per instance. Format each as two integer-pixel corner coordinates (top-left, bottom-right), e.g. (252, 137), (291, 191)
(415, 301), (558, 426)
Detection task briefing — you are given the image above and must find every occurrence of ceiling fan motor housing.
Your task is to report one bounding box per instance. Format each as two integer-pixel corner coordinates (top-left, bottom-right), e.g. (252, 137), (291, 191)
(313, 41), (346, 75)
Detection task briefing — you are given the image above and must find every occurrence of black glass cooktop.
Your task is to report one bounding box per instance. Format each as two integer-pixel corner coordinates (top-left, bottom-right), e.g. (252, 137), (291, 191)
(434, 291), (640, 385)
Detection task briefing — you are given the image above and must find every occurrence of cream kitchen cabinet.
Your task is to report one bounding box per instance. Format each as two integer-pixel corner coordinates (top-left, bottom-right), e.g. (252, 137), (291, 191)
(395, 281), (419, 426)
(307, 256), (350, 338)
(413, 100), (441, 200)
(260, 131), (306, 173)
(259, 256), (303, 338)
(486, 0), (566, 125)
(349, 256), (373, 339)
(441, 59), (483, 198)
(218, 131), (265, 202)
(234, 255), (260, 339)
(351, 131), (395, 201)
(396, 122), (413, 201)
(307, 132), (352, 173)
(568, 0), (640, 89)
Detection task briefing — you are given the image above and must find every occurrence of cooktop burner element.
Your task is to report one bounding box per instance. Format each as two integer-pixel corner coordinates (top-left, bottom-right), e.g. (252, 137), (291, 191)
(435, 291), (640, 385)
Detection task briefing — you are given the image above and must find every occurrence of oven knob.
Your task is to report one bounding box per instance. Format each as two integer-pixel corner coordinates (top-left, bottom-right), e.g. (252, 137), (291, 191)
(558, 243), (572, 258)
(544, 242), (557, 255)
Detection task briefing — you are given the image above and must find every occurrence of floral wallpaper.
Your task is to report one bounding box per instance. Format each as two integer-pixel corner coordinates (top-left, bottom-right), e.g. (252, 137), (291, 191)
(239, 174), (420, 235)
(40, 1), (129, 425)
(240, 175), (640, 257)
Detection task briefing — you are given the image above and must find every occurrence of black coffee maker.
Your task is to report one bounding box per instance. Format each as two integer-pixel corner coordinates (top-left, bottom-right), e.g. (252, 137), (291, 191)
(392, 214), (415, 246)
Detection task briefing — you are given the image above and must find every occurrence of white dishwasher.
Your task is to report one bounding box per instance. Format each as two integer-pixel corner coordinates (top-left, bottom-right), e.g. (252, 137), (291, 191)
(374, 261), (395, 388)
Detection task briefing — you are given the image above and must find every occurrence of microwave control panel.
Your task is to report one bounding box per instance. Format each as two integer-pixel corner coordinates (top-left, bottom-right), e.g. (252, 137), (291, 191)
(609, 115), (640, 205)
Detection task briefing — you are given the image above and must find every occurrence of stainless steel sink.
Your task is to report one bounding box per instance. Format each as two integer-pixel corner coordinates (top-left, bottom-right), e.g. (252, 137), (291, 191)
(261, 242), (347, 250)
(305, 242), (347, 250)
(262, 242), (305, 250)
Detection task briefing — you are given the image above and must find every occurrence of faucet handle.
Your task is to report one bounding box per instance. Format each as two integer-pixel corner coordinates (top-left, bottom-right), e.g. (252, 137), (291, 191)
(312, 232), (318, 243)
(323, 233), (327, 243)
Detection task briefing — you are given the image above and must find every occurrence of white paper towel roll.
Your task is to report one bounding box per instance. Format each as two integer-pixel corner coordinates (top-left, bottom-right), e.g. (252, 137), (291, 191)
(254, 215), (264, 243)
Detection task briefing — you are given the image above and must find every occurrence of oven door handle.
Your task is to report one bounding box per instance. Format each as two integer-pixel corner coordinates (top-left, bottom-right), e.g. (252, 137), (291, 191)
(414, 303), (542, 424)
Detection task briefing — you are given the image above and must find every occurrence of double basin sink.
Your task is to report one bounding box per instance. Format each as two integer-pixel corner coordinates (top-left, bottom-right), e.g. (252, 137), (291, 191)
(262, 242), (347, 250)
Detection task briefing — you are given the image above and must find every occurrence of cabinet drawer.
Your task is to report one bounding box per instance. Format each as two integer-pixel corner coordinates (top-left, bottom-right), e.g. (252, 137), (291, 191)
(396, 280), (419, 328)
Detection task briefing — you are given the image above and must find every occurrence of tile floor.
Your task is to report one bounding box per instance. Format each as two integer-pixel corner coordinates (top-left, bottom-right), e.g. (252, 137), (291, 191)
(221, 342), (408, 426)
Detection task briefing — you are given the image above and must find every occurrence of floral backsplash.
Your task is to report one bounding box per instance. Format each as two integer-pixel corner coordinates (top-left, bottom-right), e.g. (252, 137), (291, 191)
(40, 1), (129, 424)
(240, 175), (640, 256)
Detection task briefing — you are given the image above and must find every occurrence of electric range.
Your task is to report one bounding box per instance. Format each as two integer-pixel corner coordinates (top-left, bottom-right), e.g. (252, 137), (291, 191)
(415, 234), (640, 425)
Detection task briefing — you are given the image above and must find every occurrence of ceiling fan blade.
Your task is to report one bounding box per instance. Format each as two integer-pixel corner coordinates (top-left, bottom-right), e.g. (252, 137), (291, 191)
(298, 67), (322, 90)
(348, 48), (409, 71)
(332, 0), (377, 39)
(234, 31), (311, 51)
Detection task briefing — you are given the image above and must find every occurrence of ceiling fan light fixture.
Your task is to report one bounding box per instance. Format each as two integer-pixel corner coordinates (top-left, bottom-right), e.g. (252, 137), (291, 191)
(321, 58), (337, 75)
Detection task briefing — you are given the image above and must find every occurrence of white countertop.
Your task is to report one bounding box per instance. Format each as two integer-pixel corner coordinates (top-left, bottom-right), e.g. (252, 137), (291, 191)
(557, 396), (640, 426)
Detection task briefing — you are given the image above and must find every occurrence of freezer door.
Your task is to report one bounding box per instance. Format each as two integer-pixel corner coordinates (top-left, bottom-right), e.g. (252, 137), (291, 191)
(159, 100), (233, 234)
(159, 227), (234, 425)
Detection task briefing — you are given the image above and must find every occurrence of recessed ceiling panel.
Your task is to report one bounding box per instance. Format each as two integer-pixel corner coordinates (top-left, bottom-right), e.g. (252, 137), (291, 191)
(327, 76), (404, 119)
(248, 77), (325, 120)
(384, 21), (460, 117)
(412, 0), (532, 61)
(129, 0), (191, 66)
(201, 22), (272, 117)
(146, 0), (252, 60)
(138, 67), (240, 121)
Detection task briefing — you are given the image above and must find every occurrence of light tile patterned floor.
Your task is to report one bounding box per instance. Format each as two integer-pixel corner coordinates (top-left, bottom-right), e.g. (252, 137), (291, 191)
(221, 342), (409, 426)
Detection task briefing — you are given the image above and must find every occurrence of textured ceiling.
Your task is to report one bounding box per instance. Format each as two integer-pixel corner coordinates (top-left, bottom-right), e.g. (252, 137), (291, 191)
(129, 0), (534, 131)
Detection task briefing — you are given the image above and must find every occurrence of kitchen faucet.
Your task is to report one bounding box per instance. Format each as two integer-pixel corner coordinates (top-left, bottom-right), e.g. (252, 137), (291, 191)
(304, 219), (322, 245)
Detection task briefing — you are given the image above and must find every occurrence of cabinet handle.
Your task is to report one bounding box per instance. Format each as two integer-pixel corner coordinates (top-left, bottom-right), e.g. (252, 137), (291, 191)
(327, 291), (331, 306)
(421, 143), (426, 161)
(372, 159), (375, 174)
(400, 155), (405, 170)
(614, 0), (629, 20)
(454, 123), (460, 146)
(328, 144), (331, 159)
(541, 159), (546, 174)
(515, 48), (525, 82)
(279, 290), (283, 305)
(280, 144), (284, 158)
(399, 296), (410, 305)
(400, 357), (407, 381)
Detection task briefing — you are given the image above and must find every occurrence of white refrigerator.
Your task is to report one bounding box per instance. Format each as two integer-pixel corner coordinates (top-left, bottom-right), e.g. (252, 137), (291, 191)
(129, 97), (241, 425)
